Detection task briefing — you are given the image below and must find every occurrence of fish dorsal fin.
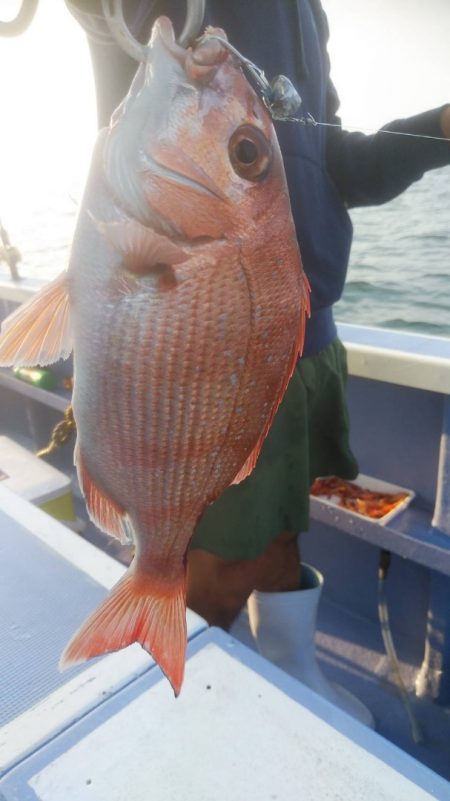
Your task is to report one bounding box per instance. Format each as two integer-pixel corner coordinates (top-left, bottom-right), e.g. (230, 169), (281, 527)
(75, 444), (128, 544)
(95, 219), (188, 274)
(231, 447), (261, 486)
(232, 274), (311, 486)
(0, 272), (71, 367)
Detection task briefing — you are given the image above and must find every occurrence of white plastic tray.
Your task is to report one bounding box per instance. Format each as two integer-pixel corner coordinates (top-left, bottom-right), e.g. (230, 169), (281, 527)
(310, 473), (415, 525)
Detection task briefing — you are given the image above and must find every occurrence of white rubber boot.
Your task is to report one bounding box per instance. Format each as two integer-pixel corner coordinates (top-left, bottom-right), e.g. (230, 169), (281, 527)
(247, 563), (375, 728)
(229, 606), (257, 651)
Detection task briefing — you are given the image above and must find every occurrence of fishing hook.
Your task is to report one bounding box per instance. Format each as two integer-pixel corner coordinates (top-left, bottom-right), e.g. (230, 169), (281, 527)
(199, 34), (302, 122)
(101, 0), (206, 61)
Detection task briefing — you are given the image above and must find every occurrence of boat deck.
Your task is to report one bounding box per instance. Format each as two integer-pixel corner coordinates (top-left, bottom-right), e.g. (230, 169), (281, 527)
(70, 492), (450, 782)
(230, 592), (450, 781)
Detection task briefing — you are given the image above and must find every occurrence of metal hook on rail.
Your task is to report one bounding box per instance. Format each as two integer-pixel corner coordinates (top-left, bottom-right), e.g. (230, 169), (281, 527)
(0, 220), (21, 281)
(0, 0), (39, 37)
(101, 0), (206, 61)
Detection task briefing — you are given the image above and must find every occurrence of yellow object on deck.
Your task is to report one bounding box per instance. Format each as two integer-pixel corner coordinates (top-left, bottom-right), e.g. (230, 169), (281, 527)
(0, 436), (75, 523)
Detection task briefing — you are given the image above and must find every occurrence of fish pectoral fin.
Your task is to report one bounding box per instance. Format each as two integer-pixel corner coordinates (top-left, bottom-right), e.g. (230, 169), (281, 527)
(0, 272), (72, 367)
(94, 218), (189, 278)
(60, 569), (187, 697)
(76, 445), (128, 544)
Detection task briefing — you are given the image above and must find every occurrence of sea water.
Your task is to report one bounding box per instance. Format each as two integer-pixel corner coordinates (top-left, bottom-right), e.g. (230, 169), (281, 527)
(1, 167), (449, 339)
(336, 166), (450, 337)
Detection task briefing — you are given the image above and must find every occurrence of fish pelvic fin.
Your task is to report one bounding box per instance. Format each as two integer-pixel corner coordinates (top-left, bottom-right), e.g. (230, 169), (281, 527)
(75, 444), (128, 544)
(0, 272), (71, 367)
(60, 569), (187, 697)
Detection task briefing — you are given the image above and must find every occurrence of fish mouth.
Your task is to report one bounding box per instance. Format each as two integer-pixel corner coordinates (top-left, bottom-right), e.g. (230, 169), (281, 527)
(150, 17), (188, 65)
(144, 19), (229, 201)
(104, 17), (229, 235)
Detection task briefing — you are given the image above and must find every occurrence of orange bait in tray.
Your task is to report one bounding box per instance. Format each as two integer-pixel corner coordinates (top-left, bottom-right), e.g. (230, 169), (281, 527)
(310, 476), (410, 520)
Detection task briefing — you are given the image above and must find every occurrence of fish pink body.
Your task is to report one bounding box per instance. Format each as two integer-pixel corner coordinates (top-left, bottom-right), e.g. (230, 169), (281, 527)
(0, 19), (309, 694)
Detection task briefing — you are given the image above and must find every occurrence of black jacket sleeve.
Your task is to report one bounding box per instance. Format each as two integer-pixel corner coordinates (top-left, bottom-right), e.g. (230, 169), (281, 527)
(311, 1), (450, 208)
(326, 84), (450, 209)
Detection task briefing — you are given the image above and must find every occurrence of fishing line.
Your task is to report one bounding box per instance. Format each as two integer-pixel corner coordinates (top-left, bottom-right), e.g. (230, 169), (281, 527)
(202, 35), (449, 144)
(297, 113), (450, 143)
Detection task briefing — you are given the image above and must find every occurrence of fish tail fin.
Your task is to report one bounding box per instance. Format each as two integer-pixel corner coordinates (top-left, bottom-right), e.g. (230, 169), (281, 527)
(59, 570), (187, 696)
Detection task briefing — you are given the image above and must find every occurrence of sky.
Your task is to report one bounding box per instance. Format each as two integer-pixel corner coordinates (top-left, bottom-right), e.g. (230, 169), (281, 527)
(0, 0), (449, 220)
(0, 0), (96, 211)
(323, 0), (450, 129)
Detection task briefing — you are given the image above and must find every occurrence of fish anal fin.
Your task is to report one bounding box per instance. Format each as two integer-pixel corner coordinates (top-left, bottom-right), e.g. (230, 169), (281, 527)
(76, 446), (128, 543)
(60, 570), (187, 696)
(0, 272), (71, 367)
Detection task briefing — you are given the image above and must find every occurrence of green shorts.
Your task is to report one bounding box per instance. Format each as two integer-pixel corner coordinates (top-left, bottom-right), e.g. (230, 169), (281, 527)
(189, 338), (359, 560)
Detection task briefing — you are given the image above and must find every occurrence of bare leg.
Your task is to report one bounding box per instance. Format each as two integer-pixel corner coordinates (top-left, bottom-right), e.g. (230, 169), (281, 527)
(186, 531), (301, 629)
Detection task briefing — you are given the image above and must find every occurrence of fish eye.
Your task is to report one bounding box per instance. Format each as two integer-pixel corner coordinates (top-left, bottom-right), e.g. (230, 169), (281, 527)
(228, 125), (272, 181)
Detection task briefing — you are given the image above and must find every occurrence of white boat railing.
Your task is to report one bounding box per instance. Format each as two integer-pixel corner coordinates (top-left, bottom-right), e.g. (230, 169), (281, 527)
(338, 322), (450, 395)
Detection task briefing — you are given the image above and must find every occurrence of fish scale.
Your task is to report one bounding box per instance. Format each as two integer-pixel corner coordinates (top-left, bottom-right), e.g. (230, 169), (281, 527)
(86, 271), (232, 529)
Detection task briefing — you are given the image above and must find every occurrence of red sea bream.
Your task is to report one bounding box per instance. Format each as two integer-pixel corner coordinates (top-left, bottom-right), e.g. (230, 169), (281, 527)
(0, 19), (310, 694)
